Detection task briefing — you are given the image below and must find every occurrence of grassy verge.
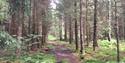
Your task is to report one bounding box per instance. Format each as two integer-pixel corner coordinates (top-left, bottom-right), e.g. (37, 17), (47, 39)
(83, 39), (125, 63)
(0, 52), (56, 63)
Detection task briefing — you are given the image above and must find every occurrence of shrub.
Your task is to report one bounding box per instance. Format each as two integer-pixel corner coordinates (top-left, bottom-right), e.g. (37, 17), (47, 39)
(0, 31), (19, 49)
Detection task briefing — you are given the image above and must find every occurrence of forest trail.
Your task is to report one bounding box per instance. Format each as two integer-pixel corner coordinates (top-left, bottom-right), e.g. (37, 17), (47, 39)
(48, 41), (80, 63)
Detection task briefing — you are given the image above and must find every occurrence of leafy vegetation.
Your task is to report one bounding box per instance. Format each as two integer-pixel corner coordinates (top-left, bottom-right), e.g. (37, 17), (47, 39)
(0, 52), (56, 63)
(0, 31), (19, 49)
(48, 35), (57, 41)
(84, 39), (125, 63)
(0, 0), (8, 21)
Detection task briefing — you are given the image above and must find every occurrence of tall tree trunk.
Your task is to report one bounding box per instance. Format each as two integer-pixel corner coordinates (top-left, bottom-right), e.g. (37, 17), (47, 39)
(114, 1), (120, 62)
(64, 16), (68, 41)
(59, 16), (63, 41)
(93, 0), (98, 51)
(28, 0), (32, 34)
(19, 0), (25, 37)
(9, 0), (18, 35)
(108, 0), (112, 41)
(122, 0), (125, 41)
(85, 0), (89, 46)
(41, 0), (50, 47)
(31, 0), (37, 50)
(69, 15), (73, 44)
(9, 0), (25, 57)
(79, 0), (83, 54)
(74, 0), (78, 51)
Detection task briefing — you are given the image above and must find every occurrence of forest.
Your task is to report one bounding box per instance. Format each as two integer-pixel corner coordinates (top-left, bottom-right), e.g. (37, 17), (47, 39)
(0, 0), (125, 63)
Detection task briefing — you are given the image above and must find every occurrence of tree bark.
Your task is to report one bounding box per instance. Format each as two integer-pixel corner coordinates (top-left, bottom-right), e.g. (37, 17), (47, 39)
(108, 0), (112, 41)
(69, 15), (73, 44)
(59, 16), (63, 41)
(74, 0), (78, 51)
(64, 16), (68, 41)
(79, 0), (84, 54)
(114, 1), (120, 62)
(93, 0), (98, 51)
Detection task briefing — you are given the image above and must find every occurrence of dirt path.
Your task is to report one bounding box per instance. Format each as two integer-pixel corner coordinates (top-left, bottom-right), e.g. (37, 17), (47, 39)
(48, 41), (80, 63)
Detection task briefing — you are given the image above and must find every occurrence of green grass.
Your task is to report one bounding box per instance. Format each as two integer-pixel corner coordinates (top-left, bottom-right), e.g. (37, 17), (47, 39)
(85, 59), (105, 63)
(0, 52), (56, 63)
(48, 35), (57, 40)
(84, 39), (125, 63)
(61, 59), (69, 63)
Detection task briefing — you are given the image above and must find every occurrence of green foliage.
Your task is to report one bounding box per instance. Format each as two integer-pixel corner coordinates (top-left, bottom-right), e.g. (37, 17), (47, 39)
(48, 35), (57, 40)
(85, 39), (125, 63)
(61, 59), (69, 63)
(20, 53), (56, 63)
(0, 31), (18, 49)
(85, 47), (93, 53)
(0, 0), (8, 21)
(85, 59), (105, 63)
(121, 57), (125, 62)
(1, 53), (56, 63)
(85, 59), (119, 63)
(24, 0), (31, 16)
(98, 39), (116, 49)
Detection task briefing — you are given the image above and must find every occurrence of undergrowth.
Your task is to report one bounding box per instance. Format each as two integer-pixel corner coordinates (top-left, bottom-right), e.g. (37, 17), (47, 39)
(0, 52), (56, 63)
(84, 39), (125, 63)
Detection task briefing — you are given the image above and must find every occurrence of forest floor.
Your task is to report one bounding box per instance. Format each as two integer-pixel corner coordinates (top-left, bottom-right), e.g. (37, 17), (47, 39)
(83, 40), (125, 63)
(47, 41), (80, 63)
(0, 40), (81, 63)
(47, 40), (125, 63)
(0, 39), (125, 63)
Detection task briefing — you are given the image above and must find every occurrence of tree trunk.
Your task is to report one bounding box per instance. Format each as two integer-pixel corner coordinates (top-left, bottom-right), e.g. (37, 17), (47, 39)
(64, 16), (68, 41)
(69, 15), (73, 44)
(108, 0), (112, 41)
(85, 0), (90, 46)
(59, 16), (63, 41)
(114, 1), (120, 62)
(79, 0), (84, 54)
(74, 0), (78, 51)
(93, 0), (98, 51)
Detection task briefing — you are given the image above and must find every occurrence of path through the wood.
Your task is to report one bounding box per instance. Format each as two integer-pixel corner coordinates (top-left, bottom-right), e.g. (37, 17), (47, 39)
(48, 41), (80, 63)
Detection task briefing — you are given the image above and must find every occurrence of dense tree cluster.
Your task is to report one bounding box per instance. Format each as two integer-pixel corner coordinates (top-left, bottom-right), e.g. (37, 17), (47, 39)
(0, 0), (125, 62)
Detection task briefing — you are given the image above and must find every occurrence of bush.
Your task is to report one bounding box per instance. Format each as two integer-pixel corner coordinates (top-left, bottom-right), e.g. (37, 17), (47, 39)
(0, 31), (19, 49)
(98, 39), (116, 49)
